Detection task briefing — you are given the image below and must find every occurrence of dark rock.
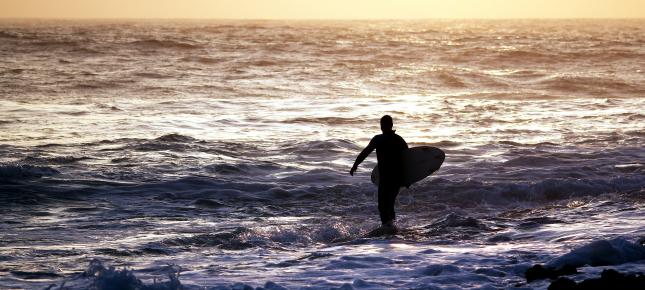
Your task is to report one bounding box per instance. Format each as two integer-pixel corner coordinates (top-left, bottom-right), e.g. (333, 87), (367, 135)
(545, 269), (645, 290)
(576, 269), (645, 290)
(525, 264), (578, 282)
(548, 277), (576, 290)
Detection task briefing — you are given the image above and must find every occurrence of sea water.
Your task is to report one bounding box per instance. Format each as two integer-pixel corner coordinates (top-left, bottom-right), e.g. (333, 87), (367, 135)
(0, 19), (643, 289)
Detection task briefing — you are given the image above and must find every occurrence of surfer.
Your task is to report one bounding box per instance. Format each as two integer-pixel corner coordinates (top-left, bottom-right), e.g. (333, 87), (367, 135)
(350, 115), (408, 229)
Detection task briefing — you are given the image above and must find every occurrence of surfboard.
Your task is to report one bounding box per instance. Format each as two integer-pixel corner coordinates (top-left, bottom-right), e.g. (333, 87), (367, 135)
(370, 146), (445, 187)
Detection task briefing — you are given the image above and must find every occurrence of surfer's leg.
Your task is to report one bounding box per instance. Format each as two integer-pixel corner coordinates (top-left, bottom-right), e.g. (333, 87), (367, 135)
(388, 186), (400, 222)
(378, 183), (398, 225)
(377, 184), (389, 224)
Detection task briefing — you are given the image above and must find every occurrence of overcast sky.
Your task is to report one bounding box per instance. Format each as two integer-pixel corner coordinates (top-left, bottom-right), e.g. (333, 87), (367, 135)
(1, 0), (644, 19)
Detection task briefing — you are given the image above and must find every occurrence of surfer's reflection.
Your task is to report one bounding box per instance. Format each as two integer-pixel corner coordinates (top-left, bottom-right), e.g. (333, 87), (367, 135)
(350, 115), (408, 230)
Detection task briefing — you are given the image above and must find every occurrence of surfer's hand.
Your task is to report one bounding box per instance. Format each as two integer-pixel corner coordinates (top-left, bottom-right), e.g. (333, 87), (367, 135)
(349, 165), (357, 176)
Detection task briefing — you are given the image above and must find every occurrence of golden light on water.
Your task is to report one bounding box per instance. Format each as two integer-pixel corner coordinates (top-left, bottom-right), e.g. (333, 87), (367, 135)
(1, 0), (644, 19)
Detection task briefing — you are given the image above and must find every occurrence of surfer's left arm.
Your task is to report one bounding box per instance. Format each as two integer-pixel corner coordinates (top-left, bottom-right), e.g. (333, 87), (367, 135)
(350, 138), (376, 176)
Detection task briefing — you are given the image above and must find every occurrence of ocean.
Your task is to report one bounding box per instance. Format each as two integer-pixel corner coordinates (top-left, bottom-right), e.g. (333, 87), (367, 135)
(0, 19), (643, 290)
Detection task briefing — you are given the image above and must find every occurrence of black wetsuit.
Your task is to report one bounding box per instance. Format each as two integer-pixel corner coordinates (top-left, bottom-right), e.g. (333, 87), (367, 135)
(362, 131), (408, 224)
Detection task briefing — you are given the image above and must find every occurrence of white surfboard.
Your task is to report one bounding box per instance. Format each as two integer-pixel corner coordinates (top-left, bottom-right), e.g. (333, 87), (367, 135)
(371, 146), (445, 187)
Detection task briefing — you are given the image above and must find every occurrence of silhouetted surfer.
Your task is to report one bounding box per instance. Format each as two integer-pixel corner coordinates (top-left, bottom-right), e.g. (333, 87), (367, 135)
(350, 115), (408, 230)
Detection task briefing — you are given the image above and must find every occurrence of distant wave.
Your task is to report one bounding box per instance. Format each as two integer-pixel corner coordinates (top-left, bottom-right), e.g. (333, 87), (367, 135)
(0, 119), (18, 125)
(414, 140), (461, 148)
(204, 162), (284, 175)
(56, 111), (89, 116)
(1, 68), (25, 75)
(69, 46), (102, 54)
(64, 76), (139, 90)
(246, 60), (279, 67)
(430, 71), (468, 88)
(133, 72), (171, 79)
(538, 75), (639, 94)
(128, 133), (199, 152)
(31, 40), (84, 47)
(127, 39), (201, 50)
(179, 56), (223, 64)
(503, 156), (562, 167)
(154, 133), (197, 143)
(21, 155), (90, 165)
(285, 116), (364, 125)
(0, 164), (59, 182)
(497, 140), (558, 147)
(280, 139), (360, 155)
(495, 49), (552, 60)
(0, 31), (20, 39)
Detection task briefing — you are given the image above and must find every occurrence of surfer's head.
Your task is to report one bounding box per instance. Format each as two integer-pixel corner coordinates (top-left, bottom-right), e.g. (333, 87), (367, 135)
(380, 115), (394, 133)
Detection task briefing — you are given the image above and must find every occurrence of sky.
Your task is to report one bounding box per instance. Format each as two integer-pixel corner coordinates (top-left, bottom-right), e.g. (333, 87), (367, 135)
(1, 0), (644, 19)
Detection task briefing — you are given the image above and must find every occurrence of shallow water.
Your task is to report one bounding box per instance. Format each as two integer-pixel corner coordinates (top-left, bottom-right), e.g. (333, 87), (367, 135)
(0, 19), (644, 289)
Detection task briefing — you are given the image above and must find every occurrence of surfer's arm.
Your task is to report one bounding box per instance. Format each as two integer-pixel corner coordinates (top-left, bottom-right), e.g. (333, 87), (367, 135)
(350, 138), (376, 176)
